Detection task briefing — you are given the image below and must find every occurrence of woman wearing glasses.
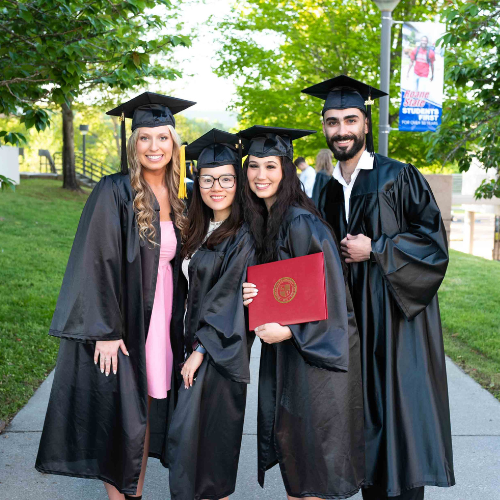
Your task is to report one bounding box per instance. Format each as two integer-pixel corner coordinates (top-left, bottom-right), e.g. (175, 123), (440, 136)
(168, 129), (255, 500)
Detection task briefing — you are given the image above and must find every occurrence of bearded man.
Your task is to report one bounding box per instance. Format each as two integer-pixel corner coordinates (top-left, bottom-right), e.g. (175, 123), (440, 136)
(302, 75), (455, 500)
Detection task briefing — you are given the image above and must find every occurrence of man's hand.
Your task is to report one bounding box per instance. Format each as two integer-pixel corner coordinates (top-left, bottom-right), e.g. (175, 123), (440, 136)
(255, 323), (292, 344)
(340, 233), (372, 263)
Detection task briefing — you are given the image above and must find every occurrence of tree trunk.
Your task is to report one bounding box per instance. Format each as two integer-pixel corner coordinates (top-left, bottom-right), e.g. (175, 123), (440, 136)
(61, 101), (81, 191)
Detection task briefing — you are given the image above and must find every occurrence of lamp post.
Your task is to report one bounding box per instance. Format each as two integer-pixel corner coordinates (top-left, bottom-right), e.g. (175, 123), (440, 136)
(79, 124), (89, 175)
(372, 0), (401, 157)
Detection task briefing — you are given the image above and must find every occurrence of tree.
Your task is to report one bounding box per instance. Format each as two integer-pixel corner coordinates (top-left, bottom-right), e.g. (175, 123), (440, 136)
(214, 0), (442, 164)
(0, 0), (189, 189)
(0, 103), (228, 172)
(426, 1), (500, 199)
(175, 115), (226, 144)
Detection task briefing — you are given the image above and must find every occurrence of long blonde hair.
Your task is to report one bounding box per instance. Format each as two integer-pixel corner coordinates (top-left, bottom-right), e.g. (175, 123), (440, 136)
(315, 149), (334, 175)
(127, 125), (185, 244)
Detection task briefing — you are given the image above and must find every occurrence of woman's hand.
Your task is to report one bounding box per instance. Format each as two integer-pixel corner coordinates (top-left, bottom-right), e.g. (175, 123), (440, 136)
(181, 352), (204, 389)
(243, 282), (258, 306)
(94, 340), (129, 376)
(255, 323), (292, 344)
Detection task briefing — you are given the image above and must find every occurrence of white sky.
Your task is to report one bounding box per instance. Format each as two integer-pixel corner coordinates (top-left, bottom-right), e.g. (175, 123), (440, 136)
(165, 0), (239, 127)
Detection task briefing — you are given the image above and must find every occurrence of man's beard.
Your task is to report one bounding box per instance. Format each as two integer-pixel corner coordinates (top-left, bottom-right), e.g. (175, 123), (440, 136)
(327, 132), (366, 161)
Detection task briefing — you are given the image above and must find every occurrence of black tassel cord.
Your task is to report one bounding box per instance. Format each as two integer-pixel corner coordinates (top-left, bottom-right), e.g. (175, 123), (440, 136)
(365, 103), (375, 156)
(121, 114), (128, 174)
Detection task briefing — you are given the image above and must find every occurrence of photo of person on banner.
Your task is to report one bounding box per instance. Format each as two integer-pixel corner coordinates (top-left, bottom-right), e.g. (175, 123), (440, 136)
(399, 22), (445, 133)
(407, 35), (435, 92)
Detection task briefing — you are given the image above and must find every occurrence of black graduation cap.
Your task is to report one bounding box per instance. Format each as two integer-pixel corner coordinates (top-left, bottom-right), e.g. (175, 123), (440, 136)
(185, 129), (248, 169)
(301, 75), (387, 154)
(106, 92), (196, 175)
(238, 126), (316, 160)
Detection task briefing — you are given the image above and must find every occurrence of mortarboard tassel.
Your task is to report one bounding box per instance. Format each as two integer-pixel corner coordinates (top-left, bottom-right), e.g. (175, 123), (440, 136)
(178, 144), (187, 199)
(120, 113), (128, 174)
(365, 94), (375, 156)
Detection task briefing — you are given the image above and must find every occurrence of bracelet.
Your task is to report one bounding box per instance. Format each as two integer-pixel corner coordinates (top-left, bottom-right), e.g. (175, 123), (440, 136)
(192, 340), (206, 354)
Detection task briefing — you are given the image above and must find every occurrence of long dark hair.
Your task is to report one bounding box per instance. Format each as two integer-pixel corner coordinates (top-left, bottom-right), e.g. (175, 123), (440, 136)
(242, 155), (323, 263)
(181, 164), (243, 259)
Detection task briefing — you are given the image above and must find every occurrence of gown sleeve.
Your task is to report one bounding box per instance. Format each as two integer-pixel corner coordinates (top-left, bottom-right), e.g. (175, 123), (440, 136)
(281, 214), (349, 372)
(371, 164), (449, 321)
(49, 176), (124, 342)
(194, 230), (256, 383)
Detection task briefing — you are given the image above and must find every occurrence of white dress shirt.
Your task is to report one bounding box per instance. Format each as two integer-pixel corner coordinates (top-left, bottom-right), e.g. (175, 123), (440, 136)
(332, 150), (374, 223)
(299, 165), (317, 198)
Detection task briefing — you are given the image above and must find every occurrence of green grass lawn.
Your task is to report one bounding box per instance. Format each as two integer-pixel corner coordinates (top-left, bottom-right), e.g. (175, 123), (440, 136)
(0, 179), (499, 425)
(439, 250), (500, 401)
(0, 179), (91, 424)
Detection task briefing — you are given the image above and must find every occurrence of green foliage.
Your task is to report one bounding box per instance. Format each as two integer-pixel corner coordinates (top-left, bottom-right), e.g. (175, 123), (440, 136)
(0, 131), (27, 147)
(175, 115), (226, 144)
(214, 0), (442, 164)
(0, 0), (190, 142)
(426, 0), (500, 198)
(0, 179), (91, 423)
(0, 108), (227, 172)
(0, 175), (16, 192)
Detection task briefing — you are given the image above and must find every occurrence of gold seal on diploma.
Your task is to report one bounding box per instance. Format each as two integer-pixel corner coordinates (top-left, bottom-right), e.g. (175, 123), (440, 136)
(273, 277), (297, 304)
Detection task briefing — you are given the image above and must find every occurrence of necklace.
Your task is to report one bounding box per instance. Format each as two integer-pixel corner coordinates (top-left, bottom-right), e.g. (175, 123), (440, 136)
(203, 219), (226, 244)
(210, 218), (226, 227)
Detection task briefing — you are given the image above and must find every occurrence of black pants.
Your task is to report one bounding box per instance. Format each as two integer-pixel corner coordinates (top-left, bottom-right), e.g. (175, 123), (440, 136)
(362, 486), (424, 500)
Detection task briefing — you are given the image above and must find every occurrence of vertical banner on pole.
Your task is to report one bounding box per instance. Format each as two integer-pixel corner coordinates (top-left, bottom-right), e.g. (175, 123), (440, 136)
(399, 22), (445, 132)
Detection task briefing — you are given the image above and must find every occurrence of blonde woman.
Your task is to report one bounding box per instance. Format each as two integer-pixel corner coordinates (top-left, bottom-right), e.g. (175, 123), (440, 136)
(36, 93), (195, 500)
(311, 148), (333, 206)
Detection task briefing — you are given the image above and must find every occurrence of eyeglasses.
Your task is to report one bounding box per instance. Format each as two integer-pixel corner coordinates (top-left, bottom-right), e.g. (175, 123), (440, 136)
(199, 174), (236, 189)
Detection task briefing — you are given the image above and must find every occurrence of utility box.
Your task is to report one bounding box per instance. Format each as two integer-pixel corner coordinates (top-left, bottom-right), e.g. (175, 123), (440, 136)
(0, 146), (20, 185)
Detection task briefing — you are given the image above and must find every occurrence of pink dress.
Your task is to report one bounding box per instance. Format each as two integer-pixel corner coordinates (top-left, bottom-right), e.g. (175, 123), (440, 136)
(145, 221), (177, 399)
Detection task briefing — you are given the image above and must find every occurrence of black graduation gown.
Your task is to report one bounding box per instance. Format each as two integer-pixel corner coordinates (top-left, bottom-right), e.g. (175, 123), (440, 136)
(35, 174), (187, 495)
(168, 224), (256, 500)
(311, 170), (331, 208)
(320, 154), (455, 496)
(257, 206), (365, 499)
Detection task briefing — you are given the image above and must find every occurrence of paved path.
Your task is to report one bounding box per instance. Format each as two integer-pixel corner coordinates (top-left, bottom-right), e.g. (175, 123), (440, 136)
(1, 343), (499, 499)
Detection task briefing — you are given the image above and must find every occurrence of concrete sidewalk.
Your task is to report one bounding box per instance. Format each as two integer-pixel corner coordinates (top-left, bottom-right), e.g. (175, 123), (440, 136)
(1, 342), (499, 499)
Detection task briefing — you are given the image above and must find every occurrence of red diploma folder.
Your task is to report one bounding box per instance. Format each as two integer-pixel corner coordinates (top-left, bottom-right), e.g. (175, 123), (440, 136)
(247, 252), (328, 331)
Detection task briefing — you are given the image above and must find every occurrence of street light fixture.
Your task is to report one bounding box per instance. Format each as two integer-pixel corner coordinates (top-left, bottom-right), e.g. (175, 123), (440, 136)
(372, 0), (401, 157)
(79, 124), (89, 175)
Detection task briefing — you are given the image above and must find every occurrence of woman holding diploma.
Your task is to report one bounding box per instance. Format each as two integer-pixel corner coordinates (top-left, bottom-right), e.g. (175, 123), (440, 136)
(168, 129), (255, 500)
(240, 126), (364, 500)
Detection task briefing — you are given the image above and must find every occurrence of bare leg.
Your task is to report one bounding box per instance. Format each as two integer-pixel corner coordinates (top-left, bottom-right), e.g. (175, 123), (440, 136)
(103, 397), (152, 499)
(129, 397), (152, 497)
(103, 483), (125, 500)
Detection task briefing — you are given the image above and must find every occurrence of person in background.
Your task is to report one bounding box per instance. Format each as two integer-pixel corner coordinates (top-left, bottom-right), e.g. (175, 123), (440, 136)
(294, 155), (316, 197)
(311, 148), (334, 207)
